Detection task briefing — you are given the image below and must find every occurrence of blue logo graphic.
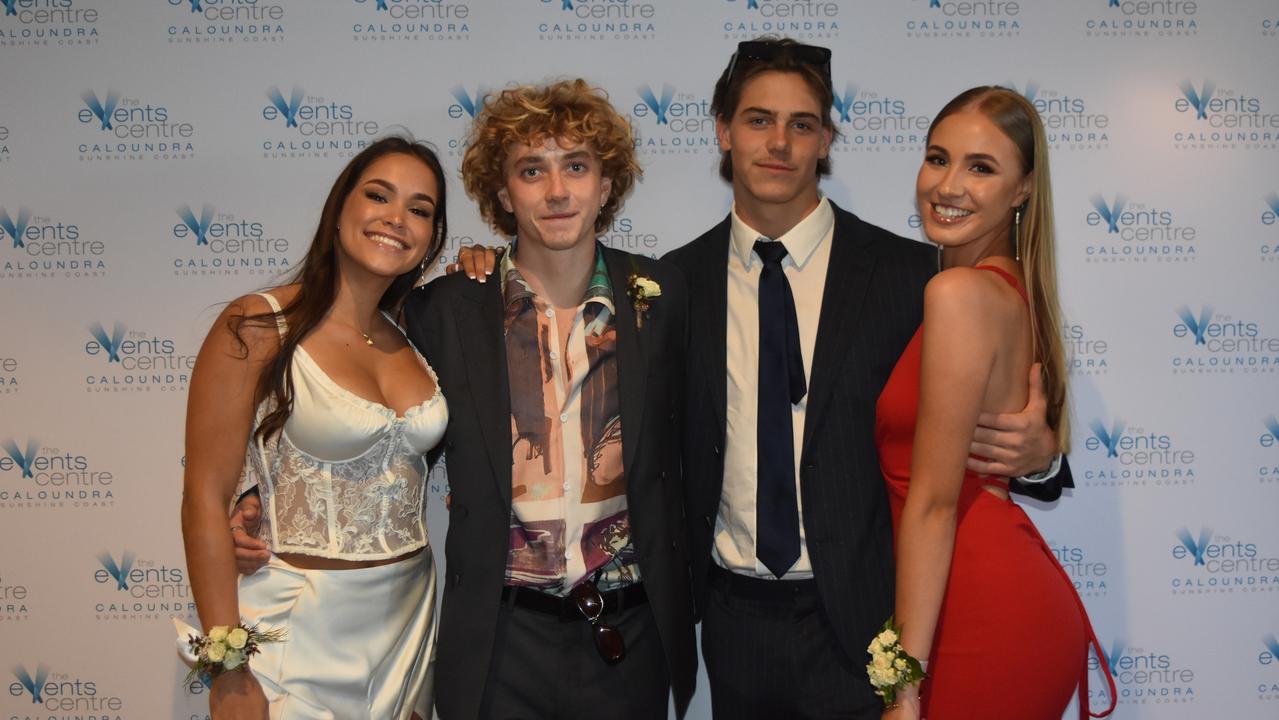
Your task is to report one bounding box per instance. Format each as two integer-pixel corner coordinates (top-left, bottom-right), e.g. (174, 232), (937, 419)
(1108, 0), (1119, 7)
(1265, 633), (1279, 659)
(637, 85), (674, 125)
(1088, 419), (1125, 457)
(561, 0), (573, 9)
(1089, 195), (1127, 233)
(1178, 80), (1215, 121)
(1267, 193), (1279, 217)
(0, 206), (30, 249)
(1264, 416), (1279, 442)
(266, 86), (304, 129)
(96, 550), (136, 590)
(449, 86), (484, 118)
(930, 0), (940, 7)
(177, 205), (215, 246)
(1006, 81), (1040, 103)
(81, 90), (120, 131)
(188, 0), (203, 11)
(2, 439), (39, 479)
(11, 664), (48, 703)
(375, 0), (388, 9)
(88, 322), (127, 363)
(1175, 306), (1212, 345)
(3, 0), (16, 17)
(832, 84), (858, 122)
(1175, 527), (1212, 566)
(1100, 639), (1125, 670)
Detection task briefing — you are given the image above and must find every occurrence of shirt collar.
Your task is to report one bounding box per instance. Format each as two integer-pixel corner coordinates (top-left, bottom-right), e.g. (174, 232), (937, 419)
(501, 240), (615, 311)
(729, 196), (834, 270)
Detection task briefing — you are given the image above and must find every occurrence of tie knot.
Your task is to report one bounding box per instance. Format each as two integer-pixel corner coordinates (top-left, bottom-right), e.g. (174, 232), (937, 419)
(753, 239), (789, 267)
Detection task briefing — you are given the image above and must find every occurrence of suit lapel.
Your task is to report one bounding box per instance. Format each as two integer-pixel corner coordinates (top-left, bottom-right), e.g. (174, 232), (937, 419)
(455, 279), (513, 508)
(603, 246), (648, 478)
(694, 220), (730, 438)
(802, 205), (876, 458)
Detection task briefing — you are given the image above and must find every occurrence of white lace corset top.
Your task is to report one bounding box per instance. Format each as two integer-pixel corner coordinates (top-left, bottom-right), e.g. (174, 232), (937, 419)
(245, 293), (448, 561)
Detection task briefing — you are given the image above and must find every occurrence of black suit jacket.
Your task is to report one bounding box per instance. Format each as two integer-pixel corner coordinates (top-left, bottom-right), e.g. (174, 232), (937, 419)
(664, 203), (1071, 679)
(404, 244), (697, 720)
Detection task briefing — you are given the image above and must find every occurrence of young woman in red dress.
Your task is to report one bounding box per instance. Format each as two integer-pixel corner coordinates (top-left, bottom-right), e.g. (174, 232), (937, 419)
(875, 87), (1116, 719)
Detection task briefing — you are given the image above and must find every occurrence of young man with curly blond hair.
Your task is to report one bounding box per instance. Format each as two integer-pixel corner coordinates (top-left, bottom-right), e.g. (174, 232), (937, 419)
(403, 79), (696, 719)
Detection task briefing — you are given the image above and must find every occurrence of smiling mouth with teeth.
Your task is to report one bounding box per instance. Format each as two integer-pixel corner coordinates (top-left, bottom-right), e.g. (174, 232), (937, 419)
(933, 204), (973, 220)
(368, 233), (408, 250)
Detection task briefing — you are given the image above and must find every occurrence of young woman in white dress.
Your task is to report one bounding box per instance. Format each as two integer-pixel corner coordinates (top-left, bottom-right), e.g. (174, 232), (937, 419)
(181, 136), (449, 720)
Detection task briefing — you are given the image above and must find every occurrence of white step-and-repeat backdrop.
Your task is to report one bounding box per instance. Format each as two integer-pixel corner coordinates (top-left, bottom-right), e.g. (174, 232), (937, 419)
(2, 2), (1277, 718)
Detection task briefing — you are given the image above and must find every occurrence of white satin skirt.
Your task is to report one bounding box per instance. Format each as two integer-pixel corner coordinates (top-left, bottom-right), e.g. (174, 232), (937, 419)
(237, 550), (437, 720)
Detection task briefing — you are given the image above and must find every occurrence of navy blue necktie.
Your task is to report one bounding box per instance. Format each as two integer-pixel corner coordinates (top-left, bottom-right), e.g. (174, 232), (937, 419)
(753, 239), (806, 578)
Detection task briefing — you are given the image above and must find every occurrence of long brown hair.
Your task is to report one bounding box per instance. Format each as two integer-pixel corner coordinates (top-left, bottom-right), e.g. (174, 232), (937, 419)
(927, 87), (1070, 449)
(239, 136), (449, 443)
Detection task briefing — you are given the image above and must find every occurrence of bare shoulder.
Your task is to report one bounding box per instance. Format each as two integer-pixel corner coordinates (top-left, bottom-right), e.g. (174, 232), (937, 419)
(923, 267), (1021, 334)
(203, 285), (295, 362)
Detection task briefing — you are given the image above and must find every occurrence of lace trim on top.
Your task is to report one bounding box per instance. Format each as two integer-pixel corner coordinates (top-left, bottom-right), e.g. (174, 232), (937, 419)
(244, 292), (447, 561)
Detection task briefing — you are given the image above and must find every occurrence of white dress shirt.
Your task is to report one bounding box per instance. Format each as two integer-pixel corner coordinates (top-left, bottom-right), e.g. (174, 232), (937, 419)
(714, 198), (835, 580)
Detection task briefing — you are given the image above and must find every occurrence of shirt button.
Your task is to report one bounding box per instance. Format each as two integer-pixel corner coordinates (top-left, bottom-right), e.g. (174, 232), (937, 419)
(545, 309), (555, 318)
(550, 350), (559, 359)
(565, 547), (573, 560)
(560, 412), (569, 422)
(562, 481), (570, 491)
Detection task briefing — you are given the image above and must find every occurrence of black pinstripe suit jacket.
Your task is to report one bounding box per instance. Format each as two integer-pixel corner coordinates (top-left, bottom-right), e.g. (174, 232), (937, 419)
(665, 201), (1070, 667)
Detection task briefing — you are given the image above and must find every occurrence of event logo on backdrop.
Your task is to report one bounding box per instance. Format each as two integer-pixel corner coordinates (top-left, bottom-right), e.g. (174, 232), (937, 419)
(1265, 11), (1279, 37)
(829, 82), (928, 154)
(82, 321), (195, 393)
(1049, 539), (1111, 597)
(901, 0), (1021, 40)
(1006, 81), (1111, 151)
(349, 0), (472, 42)
(8, 663), (129, 716)
(718, 0), (840, 41)
(92, 549), (194, 620)
(76, 89), (197, 161)
(1088, 640), (1198, 708)
(628, 84), (718, 156)
(1169, 527), (1278, 595)
(1082, 0), (1199, 39)
(599, 215), (661, 258)
(532, 0), (656, 42)
(1260, 416), (1279, 485)
(1064, 322), (1111, 375)
(0, 437), (115, 509)
(1079, 415), (1197, 488)
(170, 203), (293, 278)
(1080, 193), (1198, 263)
(0, 351), (17, 394)
(259, 85), (381, 159)
(0, 0), (100, 47)
(0, 570), (31, 622)
(444, 85), (488, 158)
(1260, 634), (1279, 702)
(1169, 306), (1278, 374)
(164, 0), (288, 44)
(1172, 80), (1279, 150)
(1262, 193), (1279, 262)
(0, 205), (106, 281)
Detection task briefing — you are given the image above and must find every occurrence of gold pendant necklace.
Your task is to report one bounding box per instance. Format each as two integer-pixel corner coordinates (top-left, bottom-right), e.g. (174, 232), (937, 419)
(361, 332), (374, 346)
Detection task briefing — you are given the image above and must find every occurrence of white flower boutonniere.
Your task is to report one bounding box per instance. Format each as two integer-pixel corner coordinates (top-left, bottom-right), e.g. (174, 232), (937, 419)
(627, 273), (662, 328)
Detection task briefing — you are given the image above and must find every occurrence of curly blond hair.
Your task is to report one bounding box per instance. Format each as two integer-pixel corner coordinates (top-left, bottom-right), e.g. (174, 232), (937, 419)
(461, 79), (641, 237)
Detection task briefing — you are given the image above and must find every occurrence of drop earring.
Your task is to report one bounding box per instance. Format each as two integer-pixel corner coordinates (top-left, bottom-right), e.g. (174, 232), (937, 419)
(1012, 206), (1023, 262)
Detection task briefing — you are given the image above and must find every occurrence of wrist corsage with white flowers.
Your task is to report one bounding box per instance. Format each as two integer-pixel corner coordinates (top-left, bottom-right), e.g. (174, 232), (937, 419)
(626, 272), (661, 328)
(866, 616), (927, 706)
(182, 621), (284, 685)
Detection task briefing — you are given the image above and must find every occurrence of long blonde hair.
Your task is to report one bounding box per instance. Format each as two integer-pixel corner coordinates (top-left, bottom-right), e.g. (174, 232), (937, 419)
(928, 87), (1070, 450)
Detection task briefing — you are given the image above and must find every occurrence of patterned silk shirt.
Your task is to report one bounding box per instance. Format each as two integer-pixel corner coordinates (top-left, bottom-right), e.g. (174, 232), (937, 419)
(501, 246), (640, 595)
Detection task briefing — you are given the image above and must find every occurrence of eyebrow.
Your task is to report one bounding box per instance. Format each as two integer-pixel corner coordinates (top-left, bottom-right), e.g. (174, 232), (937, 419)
(924, 145), (1001, 166)
(741, 106), (822, 122)
(366, 178), (436, 205)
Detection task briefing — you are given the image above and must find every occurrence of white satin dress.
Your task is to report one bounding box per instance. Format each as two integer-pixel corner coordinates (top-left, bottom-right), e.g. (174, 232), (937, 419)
(237, 293), (448, 720)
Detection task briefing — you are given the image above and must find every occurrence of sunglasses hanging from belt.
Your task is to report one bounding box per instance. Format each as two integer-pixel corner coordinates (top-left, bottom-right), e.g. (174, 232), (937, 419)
(570, 570), (626, 664)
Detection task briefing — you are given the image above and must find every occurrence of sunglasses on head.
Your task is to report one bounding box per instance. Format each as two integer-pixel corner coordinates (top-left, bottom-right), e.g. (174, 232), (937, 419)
(570, 575), (626, 664)
(725, 40), (833, 86)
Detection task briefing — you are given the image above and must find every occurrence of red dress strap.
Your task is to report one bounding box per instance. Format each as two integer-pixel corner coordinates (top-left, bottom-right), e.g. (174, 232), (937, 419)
(973, 264), (1029, 304)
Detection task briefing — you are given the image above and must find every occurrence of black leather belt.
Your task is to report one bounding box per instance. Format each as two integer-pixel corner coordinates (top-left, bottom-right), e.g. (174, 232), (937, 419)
(500, 583), (648, 622)
(709, 563), (818, 600)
